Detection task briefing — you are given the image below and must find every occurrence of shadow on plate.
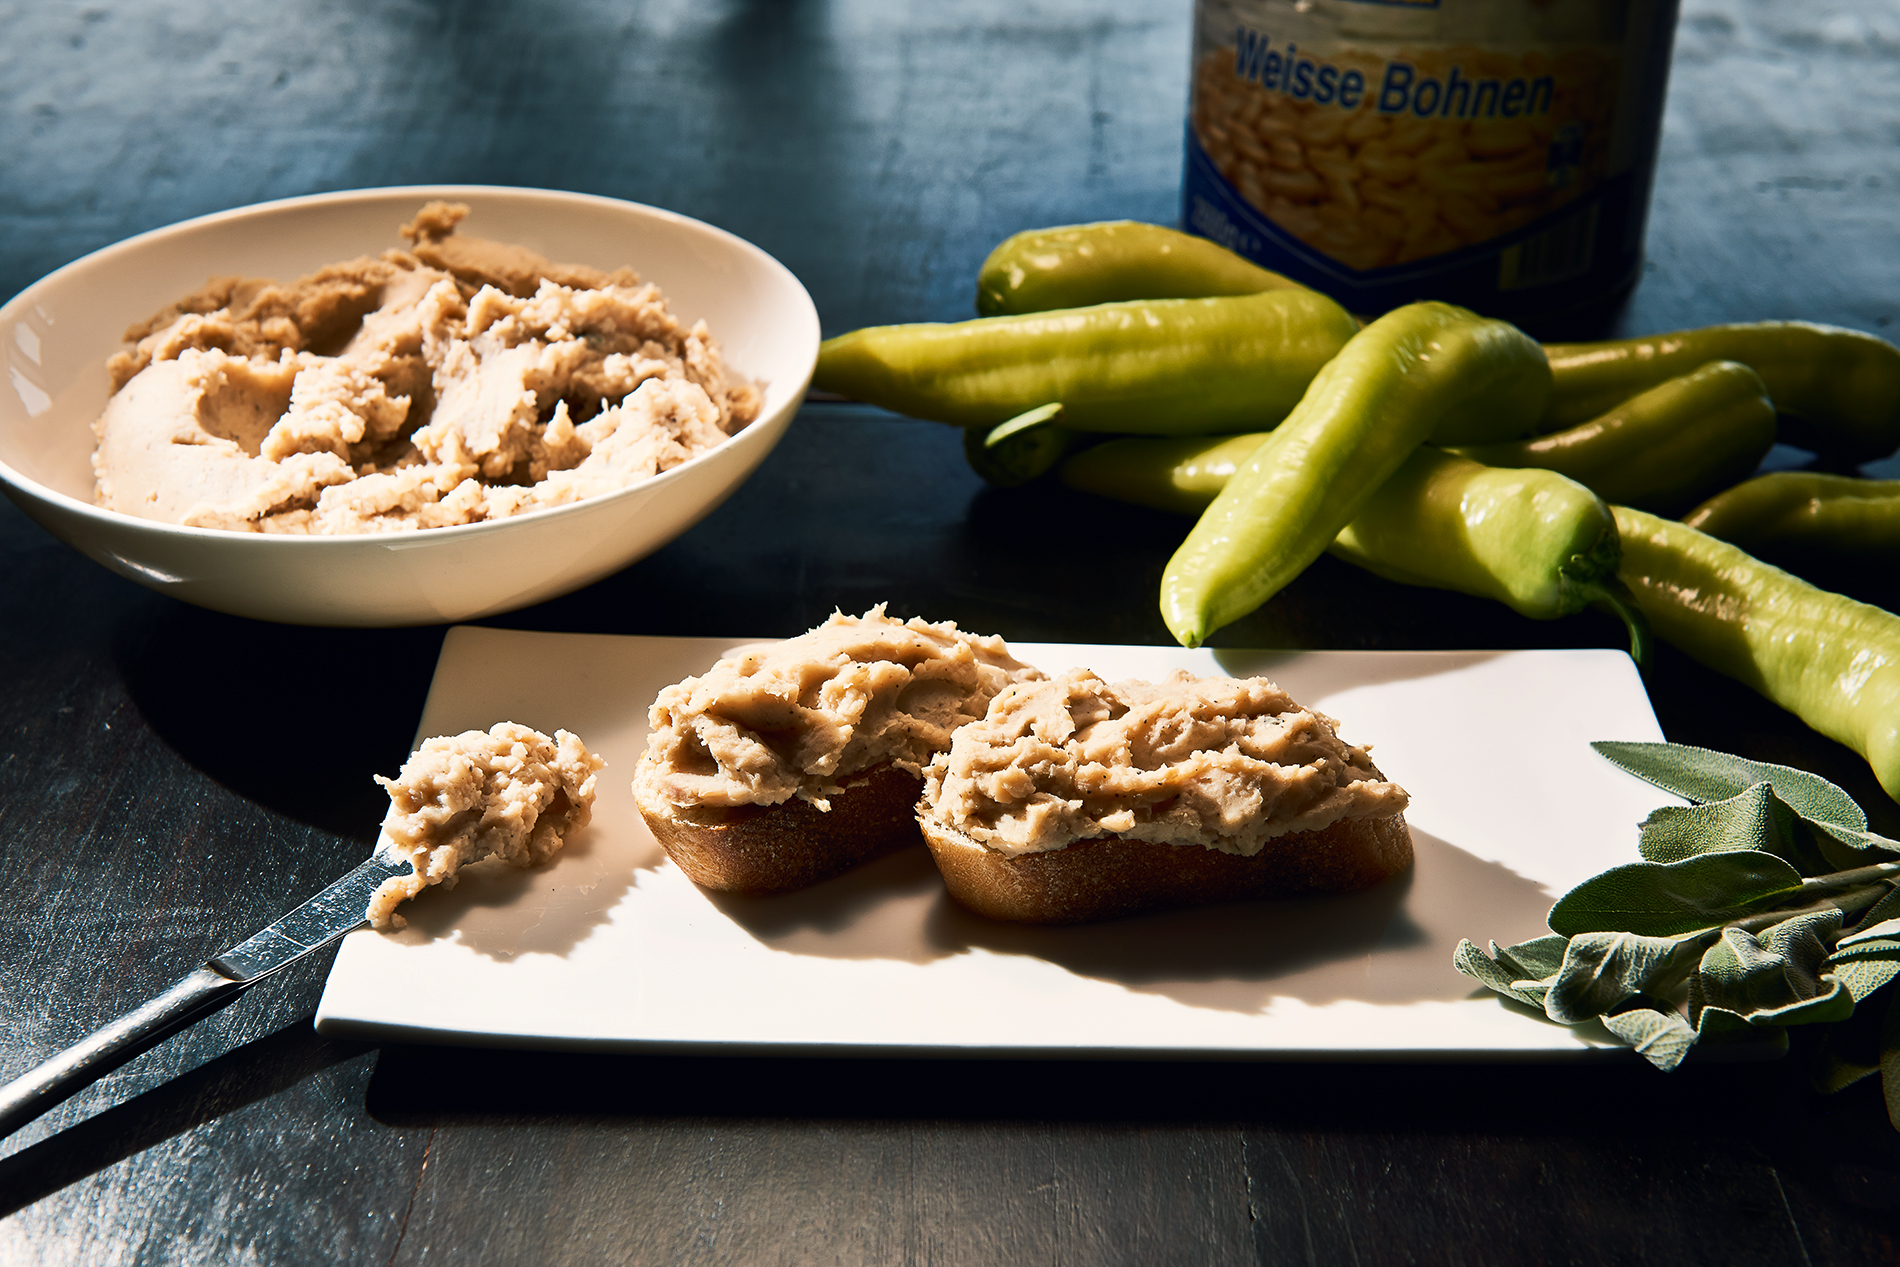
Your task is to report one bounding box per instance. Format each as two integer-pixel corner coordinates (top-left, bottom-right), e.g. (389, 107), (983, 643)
(382, 822), (631, 961)
(702, 846), (948, 962)
(1208, 647), (1510, 699)
(925, 828), (1558, 1010)
(705, 829), (1558, 1011)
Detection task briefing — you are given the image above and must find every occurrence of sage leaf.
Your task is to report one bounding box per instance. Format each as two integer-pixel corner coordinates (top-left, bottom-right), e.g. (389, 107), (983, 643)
(1813, 1002), (1888, 1092)
(1693, 910), (1853, 1028)
(1453, 939), (1551, 1009)
(1853, 885), (1900, 934)
(1544, 931), (1693, 1024)
(1820, 1056), (1882, 1093)
(1463, 739), (1900, 1128)
(1834, 957), (1900, 1003)
(1548, 851), (1805, 937)
(1493, 934), (1568, 982)
(1828, 936), (1900, 964)
(1637, 781), (1830, 873)
(1882, 991), (1900, 1131)
(1786, 864), (1900, 918)
(1755, 978), (1853, 1027)
(1692, 998), (1756, 1041)
(1690, 1000), (1793, 1056)
(1838, 915), (1900, 950)
(1811, 820), (1900, 870)
(1593, 741), (1867, 830)
(1600, 1002), (1697, 1071)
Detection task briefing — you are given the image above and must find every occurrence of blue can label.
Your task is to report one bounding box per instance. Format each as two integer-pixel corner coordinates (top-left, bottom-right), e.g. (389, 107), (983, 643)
(1183, 0), (1677, 318)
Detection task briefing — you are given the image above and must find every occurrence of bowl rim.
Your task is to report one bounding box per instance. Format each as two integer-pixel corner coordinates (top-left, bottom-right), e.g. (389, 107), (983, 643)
(0, 184), (818, 549)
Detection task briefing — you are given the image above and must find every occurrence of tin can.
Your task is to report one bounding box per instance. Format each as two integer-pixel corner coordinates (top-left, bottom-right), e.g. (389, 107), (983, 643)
(1182, 0), (1679, 324)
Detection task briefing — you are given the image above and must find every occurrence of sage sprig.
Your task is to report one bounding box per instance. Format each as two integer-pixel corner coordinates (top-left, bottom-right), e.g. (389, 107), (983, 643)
(1456, 740), (1900, 1126)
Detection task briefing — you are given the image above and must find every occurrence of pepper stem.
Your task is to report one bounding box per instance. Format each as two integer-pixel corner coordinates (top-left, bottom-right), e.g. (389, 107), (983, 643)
(1575, 577), (1653, 672)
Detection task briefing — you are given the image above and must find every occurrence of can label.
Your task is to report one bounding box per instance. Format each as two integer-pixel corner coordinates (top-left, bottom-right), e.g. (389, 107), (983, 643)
(1183, 0), (1678, 319)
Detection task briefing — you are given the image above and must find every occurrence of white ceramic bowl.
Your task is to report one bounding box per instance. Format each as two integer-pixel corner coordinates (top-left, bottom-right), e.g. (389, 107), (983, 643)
(0, 187), (818, 626)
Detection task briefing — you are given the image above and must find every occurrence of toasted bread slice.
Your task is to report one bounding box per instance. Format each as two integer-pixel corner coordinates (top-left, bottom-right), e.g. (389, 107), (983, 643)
(920, 811), (1412, 923)
(639, 762), (926, 895)
(917, 667), (1413, 923)
(632, 606), (1042, 895)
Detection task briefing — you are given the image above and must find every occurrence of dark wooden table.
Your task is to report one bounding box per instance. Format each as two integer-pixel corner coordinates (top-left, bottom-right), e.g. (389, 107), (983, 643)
(5, 1), (1900, 1261)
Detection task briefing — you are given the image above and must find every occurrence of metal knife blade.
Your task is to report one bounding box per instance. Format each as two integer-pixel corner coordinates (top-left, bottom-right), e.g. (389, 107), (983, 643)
(210, 856), (409, 981)
(0, 855), (410, 1138)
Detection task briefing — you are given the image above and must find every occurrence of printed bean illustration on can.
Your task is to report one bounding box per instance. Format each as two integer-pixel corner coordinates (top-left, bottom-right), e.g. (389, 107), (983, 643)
(1183, 0), (1680, 322)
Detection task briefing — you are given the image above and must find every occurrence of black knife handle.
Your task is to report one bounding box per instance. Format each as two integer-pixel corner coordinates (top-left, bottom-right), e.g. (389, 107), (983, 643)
(0, 965), (251, 1138)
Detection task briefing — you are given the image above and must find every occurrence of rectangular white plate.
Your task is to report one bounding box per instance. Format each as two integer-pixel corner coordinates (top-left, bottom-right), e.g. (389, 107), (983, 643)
(315, 629), (1677, 1060)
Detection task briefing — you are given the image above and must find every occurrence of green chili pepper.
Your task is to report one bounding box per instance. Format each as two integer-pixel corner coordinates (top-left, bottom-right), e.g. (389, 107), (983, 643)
(1335, 450), (1624, 626)
(1685, 472), (1900, 562)
(1059, 431), (1266, 516)
(1065, 437), (1624, 627)
(813, 288), (1358, 435)
(1452, 360), (1777, 516)
(962, 403), (1080, 488)
(1543, 323), (1900, 461)
(974, 221), (1303, 316)
(1614, 506), (1900, 801)
(1160, 302), (1550, 648)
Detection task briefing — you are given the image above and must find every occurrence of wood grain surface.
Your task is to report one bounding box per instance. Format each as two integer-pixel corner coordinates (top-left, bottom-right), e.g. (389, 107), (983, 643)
(4, 0), (1900, 1262)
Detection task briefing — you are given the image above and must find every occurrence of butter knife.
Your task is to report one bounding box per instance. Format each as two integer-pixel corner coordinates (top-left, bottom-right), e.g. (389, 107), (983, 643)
(0, 855), (408, 1138)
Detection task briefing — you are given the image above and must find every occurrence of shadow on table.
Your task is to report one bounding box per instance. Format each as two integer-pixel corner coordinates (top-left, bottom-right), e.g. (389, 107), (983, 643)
(359, 1032), (1898, 1187)
(0, 1021), (373, 1218)
(111, 603), (445, 841)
